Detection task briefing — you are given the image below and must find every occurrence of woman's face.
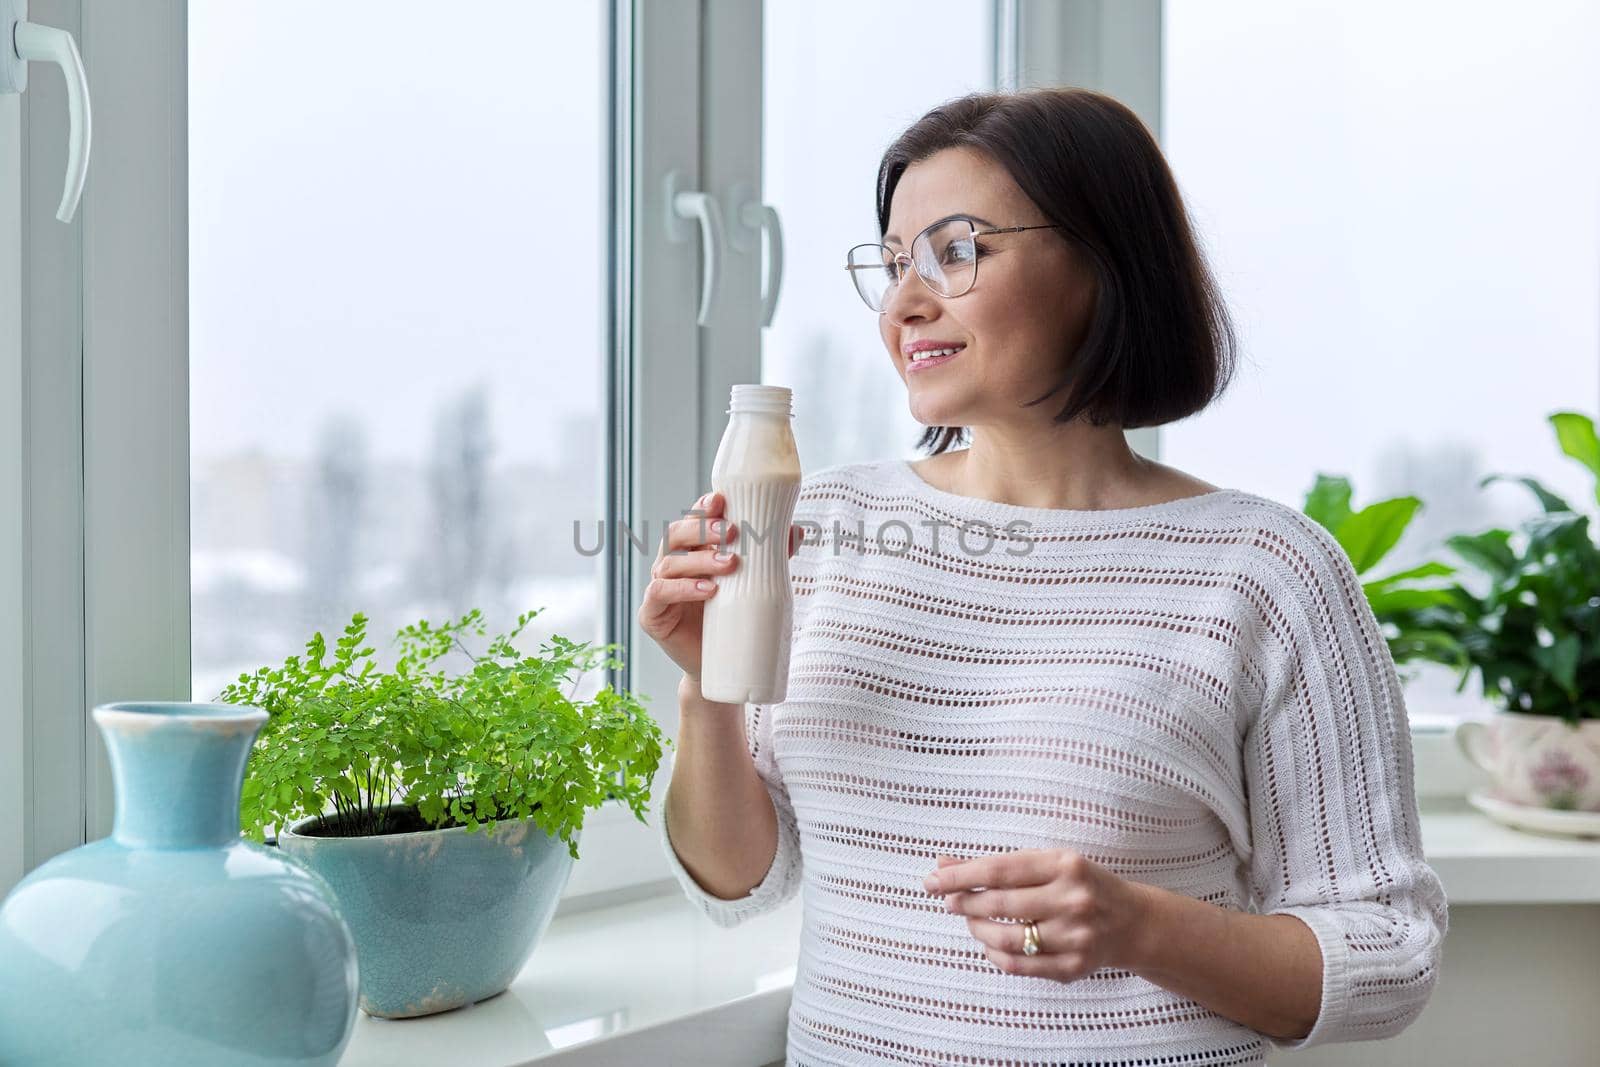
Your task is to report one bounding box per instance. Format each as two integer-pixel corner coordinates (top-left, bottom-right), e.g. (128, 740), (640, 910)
(877, 147), (1096, 433)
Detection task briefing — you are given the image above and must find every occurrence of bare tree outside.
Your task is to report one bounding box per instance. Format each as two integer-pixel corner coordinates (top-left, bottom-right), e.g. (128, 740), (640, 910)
(304, 414), (370, 633)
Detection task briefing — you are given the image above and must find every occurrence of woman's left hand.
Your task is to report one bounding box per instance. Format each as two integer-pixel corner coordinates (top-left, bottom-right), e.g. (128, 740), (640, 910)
(923, 848), (1155, 981)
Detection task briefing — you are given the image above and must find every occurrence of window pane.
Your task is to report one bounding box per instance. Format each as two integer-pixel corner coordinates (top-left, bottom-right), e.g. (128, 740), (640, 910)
(188, 1), (610, 701)
(1162, 0), (1600, 725)
(760, 0), (995, 470)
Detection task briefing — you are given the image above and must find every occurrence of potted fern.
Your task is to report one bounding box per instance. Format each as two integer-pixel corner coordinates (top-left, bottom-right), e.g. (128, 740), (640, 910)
(218, 607), (667, 1019)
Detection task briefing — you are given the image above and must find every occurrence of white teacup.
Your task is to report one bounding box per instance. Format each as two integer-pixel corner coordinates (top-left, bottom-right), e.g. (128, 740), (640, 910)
(1455, 709), (1600, 812)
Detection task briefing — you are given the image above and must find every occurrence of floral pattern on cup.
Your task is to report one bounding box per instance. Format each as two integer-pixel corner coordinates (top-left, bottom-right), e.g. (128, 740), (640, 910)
(1530, 747), (1591, 810)
(1455, 710), (1600, 813)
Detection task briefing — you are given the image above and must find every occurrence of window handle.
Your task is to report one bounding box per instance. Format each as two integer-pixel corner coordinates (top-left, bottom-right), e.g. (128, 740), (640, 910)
(3, 0), (93, 223)
(664, 170), (725, 326)
(730, 183), (784, 329)
(745, 202), (783, 327)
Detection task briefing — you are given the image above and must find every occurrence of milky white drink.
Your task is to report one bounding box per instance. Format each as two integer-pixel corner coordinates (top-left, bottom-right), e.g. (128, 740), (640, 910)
(700, 384), (803, 705)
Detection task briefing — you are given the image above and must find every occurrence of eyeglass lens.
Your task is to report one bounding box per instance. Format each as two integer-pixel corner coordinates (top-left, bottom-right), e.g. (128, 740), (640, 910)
(848, 219), (977, 311)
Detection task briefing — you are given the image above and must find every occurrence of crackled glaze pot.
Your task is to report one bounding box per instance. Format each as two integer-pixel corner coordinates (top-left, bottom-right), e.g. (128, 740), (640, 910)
(277, 804), (577, 1019)
(0, 702), (360, 1066)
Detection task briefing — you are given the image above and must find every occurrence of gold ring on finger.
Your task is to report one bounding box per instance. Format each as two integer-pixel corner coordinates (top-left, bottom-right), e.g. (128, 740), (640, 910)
(1021, 919), (1041, 957)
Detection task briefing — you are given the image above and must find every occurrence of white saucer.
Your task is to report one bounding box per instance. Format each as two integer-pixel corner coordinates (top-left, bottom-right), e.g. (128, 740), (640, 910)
(1467, 787), (1600, 840)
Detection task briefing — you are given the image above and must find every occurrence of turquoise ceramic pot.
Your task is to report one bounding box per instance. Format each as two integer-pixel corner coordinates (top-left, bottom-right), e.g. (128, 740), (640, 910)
(0, 702), (360, 1066)
(278, 804), (577, 1018)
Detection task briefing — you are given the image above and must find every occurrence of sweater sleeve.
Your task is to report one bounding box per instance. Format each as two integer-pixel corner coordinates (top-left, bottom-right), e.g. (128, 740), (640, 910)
(657, 472), (841, 925)
(659, 698), (804, 928)
(1245, 515), (1449, 1051)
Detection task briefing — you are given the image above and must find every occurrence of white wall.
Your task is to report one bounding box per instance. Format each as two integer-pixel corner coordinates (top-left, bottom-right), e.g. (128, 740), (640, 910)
(1, 93), (24, 891)
(1281, 904), (1600, 1067)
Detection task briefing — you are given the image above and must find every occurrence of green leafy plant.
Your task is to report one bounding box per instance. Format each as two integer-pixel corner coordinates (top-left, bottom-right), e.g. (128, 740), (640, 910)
(1421, 412), (1600, 724)
(217, 608), (669, 858)
(1300, 474), (1469, 678)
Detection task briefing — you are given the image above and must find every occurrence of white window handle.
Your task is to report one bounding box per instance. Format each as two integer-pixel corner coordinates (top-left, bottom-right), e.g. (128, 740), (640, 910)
(3, 0), (92, 223)
(664, 170), (724, 326)
(728, 182), (784, 328)
(741, 201), (783, 328)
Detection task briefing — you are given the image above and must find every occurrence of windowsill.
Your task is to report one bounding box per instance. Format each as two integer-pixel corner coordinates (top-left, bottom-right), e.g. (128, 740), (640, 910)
(338, 800), (1600, 1067)
(1414, 794), (1600, 903)
(338, 881), (803, 1067)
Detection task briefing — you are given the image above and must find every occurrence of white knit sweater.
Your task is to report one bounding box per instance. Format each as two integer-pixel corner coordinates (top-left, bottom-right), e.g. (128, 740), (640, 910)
(660, 457), (1448, 1066)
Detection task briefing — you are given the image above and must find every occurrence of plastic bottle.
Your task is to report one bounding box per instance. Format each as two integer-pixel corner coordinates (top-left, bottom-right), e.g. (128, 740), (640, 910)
(699, 384), (803, 705)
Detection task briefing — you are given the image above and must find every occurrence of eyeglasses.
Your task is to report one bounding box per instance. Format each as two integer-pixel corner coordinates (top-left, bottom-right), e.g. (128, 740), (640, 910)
(845, 217), (1064, 313)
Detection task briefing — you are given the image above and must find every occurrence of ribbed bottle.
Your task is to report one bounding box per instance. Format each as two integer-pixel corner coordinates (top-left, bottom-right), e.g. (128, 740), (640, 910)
(700, 384), (802, 705)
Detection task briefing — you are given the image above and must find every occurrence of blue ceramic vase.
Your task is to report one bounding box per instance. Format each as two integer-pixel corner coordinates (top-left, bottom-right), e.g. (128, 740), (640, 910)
(279, 804), (577, 1018)
(0, 702), (360, 1066)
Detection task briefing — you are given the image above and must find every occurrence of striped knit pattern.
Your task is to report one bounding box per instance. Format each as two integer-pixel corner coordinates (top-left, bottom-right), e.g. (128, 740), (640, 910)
(660, 458), (1448, 1065)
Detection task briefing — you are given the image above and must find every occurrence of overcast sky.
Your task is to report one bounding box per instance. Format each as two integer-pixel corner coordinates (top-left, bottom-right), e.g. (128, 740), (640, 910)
(190, 1), (605, 467)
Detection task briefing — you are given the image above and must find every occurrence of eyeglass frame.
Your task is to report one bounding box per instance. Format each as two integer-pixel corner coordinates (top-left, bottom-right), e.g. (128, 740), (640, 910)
(844, 217), (1066, 312)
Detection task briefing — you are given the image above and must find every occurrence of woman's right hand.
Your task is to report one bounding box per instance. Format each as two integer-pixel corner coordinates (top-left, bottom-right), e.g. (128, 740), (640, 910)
(637, 490), (802, 683)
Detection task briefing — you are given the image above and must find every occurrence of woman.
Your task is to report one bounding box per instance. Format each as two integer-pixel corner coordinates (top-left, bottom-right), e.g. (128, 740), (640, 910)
(641, 87), (1447, 1065)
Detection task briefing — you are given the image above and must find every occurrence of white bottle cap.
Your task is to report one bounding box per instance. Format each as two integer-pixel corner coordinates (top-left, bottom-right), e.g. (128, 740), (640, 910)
(728, 383), (793, 417)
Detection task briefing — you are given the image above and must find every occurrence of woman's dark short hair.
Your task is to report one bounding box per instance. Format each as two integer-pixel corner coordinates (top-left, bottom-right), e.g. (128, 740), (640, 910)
(876, 87), (1238, 455)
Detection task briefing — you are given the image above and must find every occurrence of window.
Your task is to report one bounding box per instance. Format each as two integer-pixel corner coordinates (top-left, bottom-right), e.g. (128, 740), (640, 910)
(759, 0), (999, 470)
(16, 0), (1506, 895)
(188, 0), (611, 701)
(1161, 0), (1600, 726)
(0, 0), (724, 899)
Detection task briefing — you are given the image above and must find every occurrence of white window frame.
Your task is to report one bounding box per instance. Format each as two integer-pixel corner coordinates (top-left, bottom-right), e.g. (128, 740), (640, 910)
(5, 0), (98, 885)
(1, 68), (22, 892)
(3, 0), (1473, 901)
